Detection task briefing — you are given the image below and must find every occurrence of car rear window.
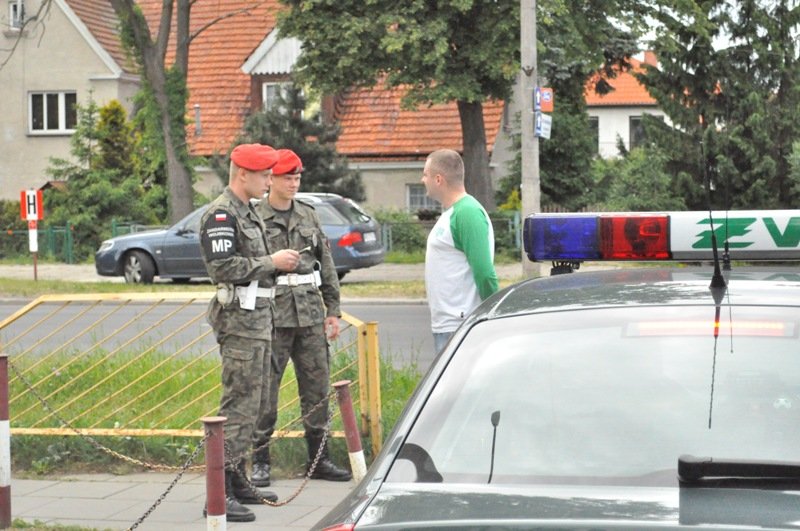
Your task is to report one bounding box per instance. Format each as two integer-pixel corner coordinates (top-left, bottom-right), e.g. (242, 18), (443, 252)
(388, 305), (800, 486)
(330, 198), (372, 224)
(315, 203), (349, 226)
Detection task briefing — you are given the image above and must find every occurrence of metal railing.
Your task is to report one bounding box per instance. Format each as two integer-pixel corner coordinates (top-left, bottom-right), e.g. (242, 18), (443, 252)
(0, 292), (383, 454)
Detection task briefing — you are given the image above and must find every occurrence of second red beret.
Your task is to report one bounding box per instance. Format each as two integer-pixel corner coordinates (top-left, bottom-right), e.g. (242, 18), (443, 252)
(271, 149), (304, 176)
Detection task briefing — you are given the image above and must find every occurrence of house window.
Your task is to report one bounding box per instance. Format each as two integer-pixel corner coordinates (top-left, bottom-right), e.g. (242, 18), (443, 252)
(262, 82), (292, 112)
(629, 116), (645, 150)
(588, 116), (599, 155)
(9, 0), (23, 28)
(629, 114), (664, 151)
(407, 184), (440, 213)
(29, 91), (77, 134)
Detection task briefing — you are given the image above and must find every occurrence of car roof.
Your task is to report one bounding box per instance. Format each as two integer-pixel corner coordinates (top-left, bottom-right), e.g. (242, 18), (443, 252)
(295, 192), (344, 204)
(471, 267), (800, 323)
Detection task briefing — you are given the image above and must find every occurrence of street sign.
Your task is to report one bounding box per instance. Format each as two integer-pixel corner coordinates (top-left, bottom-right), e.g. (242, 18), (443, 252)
(19, 189), (43, 221)
(534, 87), (554, 113)
(535, 112), (552, 139)
(28, 220), (38, 253)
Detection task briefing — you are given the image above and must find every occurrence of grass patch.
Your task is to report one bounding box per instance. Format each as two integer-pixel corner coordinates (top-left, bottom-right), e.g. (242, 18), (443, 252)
(10, 519), (110, 531)
(9, 346), (421, 477)
(0, 278), (214, 297)
(384, 250), (424, 263)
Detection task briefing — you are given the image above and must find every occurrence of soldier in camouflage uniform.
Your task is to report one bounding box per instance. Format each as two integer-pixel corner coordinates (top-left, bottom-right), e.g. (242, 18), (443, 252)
(251, 149), (352, 486)
(199, 143), (302, 522)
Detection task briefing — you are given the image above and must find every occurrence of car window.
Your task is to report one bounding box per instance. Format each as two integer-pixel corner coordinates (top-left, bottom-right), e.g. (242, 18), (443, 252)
(315, 203), (349, 226)
(330, 199), (372, 224)
(174, 206), (208, 233)
(388, 305), (800, 486)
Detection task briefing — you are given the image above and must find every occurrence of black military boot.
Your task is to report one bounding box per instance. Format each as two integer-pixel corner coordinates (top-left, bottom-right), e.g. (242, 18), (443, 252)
(231, 461), (278, 504)
(306, 433), (353, 481)
(251, 445), (271, 487)
(202, 469), (255, 522)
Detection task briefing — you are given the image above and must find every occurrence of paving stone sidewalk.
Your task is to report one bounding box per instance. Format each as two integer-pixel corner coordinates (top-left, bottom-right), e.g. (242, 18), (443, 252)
(12, 472), (351, 530)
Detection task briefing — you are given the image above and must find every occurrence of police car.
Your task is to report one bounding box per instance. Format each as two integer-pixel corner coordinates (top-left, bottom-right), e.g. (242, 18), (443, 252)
(315, 210), (800, 530)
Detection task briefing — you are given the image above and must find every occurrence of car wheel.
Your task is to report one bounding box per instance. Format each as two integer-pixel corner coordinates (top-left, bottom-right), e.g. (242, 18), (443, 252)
(337, 271), (348, 281)
(124, 250), (156, 284)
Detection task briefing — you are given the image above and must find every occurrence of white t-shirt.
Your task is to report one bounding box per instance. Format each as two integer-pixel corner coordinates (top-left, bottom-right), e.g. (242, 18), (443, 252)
(425, 195), (498, 333)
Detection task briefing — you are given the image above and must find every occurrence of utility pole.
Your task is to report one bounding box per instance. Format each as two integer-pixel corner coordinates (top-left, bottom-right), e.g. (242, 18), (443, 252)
(520, 0), (540, 277)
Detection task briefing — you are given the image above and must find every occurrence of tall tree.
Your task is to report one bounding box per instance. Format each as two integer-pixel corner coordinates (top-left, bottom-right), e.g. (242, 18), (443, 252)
(278, 0), (520, 211)
(638, 0), (800, 209)
(110, 1), (261, 222)
(497, 0), (654, 209)
(110, 0), (194, 223)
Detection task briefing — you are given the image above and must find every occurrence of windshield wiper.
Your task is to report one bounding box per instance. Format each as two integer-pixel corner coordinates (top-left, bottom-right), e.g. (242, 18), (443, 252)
(679, 454), (800, 483)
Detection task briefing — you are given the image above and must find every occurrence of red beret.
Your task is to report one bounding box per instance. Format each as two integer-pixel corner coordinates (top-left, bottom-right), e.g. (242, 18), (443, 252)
(230, 143), (279, 171)
(271, 149), (304, 176)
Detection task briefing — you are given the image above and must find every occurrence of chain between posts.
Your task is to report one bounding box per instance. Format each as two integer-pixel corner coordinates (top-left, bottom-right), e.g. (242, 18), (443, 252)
(226, 397), (336, 508)
(8, 360), (207, 471)
(10, 360), (348, 523)
(126, 434), (209, 531)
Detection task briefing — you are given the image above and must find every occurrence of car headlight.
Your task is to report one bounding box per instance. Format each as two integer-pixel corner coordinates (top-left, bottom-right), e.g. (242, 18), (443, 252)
(98, 240), (115, 252)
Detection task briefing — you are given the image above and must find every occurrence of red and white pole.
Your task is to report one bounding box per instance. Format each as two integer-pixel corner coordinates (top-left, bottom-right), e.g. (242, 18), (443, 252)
(202, 416), (226, 531)
(333, 380), (366, 482)
(0, 354), (10, 528)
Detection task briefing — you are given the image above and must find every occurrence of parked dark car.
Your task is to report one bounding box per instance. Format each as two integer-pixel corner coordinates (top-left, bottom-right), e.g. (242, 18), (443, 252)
(314, 210), (800, 530)
(94, 193), (384, 283)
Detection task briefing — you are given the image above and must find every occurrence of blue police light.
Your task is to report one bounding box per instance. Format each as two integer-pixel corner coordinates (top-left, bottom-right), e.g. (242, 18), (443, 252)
(524, 210), (800, 265)
(523, 215), (600, 261)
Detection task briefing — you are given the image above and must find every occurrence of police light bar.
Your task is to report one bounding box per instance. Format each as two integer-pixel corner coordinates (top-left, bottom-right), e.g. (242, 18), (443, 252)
(523, 210), (800, 262)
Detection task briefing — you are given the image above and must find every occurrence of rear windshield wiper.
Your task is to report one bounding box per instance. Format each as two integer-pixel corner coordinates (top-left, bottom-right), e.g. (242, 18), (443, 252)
(679, 454), (800, 483)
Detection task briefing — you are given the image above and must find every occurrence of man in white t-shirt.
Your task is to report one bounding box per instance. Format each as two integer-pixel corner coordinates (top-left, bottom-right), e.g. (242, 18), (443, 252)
(421, 149), (499, 353)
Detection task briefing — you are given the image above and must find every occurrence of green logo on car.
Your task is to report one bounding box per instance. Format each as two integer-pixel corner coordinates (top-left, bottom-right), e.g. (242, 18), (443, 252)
(693, 217), (800, 248)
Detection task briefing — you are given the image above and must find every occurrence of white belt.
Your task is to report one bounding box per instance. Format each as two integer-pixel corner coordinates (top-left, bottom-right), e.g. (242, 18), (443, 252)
(234, 286), (275, 299)
(276, 273), (319, 287)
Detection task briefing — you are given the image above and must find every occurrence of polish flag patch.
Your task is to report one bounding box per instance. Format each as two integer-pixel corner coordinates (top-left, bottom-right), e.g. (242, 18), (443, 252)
(215, 212), (227, 222)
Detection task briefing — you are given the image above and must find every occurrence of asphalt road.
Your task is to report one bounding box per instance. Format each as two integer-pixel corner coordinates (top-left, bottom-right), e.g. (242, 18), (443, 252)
(0, 262), (525, 371)
(0, 261), (524, 284)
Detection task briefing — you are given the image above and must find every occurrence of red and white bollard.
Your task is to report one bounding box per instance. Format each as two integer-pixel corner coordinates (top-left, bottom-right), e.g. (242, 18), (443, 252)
(203, 416), (226, 531)
(333, 380), (367, 482)
(0, 354), (10, 529)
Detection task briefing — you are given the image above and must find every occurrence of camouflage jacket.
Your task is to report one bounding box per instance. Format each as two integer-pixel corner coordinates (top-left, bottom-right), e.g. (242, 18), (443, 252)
(257, 197), (341, 328)
(200, 187), (277, 340)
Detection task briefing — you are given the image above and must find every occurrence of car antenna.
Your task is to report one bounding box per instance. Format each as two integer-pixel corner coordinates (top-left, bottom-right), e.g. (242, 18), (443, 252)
(701, 135), (727, 292)
(700, 119), (728, 429)
(487, 410), (501, 484)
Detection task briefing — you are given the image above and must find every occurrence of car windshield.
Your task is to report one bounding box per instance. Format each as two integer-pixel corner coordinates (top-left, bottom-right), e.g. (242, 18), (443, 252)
(388, 305), (800, 486)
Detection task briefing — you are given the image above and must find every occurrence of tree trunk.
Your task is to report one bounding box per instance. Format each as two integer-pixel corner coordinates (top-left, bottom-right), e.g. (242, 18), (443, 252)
(457, 100), (495, 211)
(109, 0), (194, 223)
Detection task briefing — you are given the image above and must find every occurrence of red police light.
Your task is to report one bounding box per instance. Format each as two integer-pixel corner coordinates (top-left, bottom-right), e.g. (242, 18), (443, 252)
(599, 215), (670, 260)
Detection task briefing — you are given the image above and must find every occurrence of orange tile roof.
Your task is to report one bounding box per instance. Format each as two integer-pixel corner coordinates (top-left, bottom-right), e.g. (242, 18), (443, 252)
(584, 56), (657, 107)
(137, 0), (280, 156)
(334, 84), (505, 160)
(64, 0), (137, 74)
(135, 2), (503, 159)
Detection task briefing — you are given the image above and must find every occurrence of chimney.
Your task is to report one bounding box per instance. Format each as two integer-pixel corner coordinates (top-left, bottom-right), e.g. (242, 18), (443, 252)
(643, 51), (657, 67)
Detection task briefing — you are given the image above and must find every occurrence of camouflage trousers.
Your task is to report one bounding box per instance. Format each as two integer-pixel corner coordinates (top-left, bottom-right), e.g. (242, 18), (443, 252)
(253, 324), (330, 446)
(218, 334), (271, 467)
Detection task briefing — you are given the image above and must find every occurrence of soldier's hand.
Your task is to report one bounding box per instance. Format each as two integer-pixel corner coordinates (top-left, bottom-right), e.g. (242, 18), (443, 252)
(272, 249), (301, 271)
(325, 316), (340, 340)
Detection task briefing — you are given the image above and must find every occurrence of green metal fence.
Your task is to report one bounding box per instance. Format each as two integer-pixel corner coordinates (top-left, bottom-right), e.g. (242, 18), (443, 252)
(0, 224), (74, 263)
